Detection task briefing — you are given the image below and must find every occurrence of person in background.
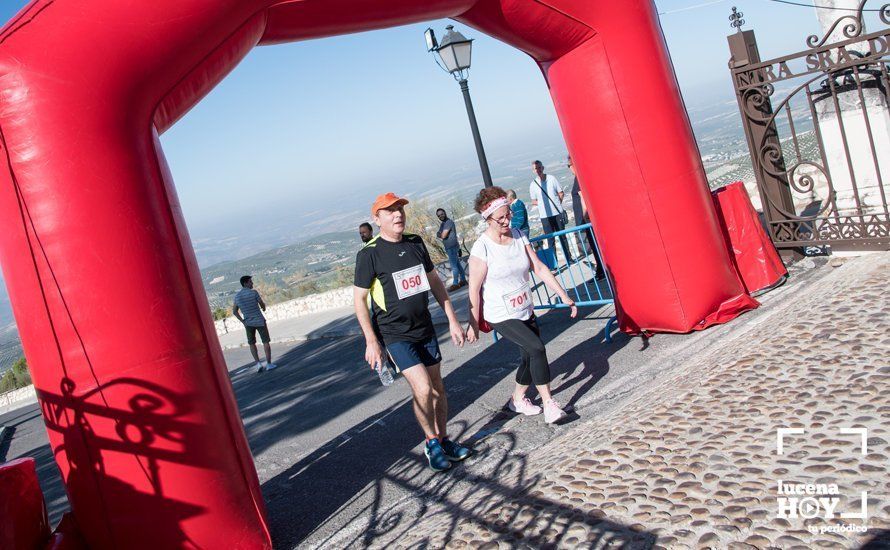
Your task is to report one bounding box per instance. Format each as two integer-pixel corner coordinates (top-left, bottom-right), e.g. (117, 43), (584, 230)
(466, 186), (577, 424)
(354, 192), (470, 472)
(436, 208), (467, 292)
(568, 155), (605, 279)
(233, 275), (276, 373)
(359, 222), (374, 244)
(507, 189), (530, 238)
(529, 160), (573, 263)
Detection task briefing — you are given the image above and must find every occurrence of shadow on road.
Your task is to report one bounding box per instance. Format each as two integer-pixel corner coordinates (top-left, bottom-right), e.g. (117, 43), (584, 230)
(306, 429), (657, 549)
(252, 304), (632, 547)
(4, 284), (635, 545)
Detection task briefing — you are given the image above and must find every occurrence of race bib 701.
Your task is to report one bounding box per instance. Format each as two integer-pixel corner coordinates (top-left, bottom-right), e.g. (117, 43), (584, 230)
(393, 264), (431, 300)
(503, 283), (532, 315)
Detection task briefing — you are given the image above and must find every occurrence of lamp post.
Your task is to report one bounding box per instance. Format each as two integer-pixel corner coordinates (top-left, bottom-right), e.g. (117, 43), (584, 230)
(425, 25), (494, 188)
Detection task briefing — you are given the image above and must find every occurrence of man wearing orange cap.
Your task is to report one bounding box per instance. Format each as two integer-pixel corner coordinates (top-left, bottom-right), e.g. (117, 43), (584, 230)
(354, 192), (471, 472)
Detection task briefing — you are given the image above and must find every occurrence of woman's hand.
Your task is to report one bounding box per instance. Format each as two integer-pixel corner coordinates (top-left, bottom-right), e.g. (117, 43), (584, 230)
(466, 323), (479, 343)
(564, 299), (578, 318)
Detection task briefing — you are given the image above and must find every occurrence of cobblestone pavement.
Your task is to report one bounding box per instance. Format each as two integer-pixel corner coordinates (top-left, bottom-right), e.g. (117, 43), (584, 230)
(323, 253), (889, 549)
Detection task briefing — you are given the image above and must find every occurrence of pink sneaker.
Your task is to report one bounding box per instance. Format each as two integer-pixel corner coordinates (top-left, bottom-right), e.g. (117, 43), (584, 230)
(544, 399), (567, 424)
(508, 396), (542, 416)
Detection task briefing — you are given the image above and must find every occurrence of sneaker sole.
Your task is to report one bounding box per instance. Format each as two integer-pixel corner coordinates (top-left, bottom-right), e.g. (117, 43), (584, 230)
(446, 452), (471, 462)
(427, 460), (451, 472)
(507, 403), (542, 416)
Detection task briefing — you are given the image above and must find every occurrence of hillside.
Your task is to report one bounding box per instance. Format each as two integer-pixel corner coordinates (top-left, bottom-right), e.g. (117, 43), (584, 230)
(201, 230), (360, 310)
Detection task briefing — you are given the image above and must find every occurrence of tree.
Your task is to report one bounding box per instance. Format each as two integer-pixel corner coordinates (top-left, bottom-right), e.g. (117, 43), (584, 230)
(405, 197), (481, 264)
(0, 356), (31, 393)
(212, 307), (229, 321)
(294, 278), (320, 295)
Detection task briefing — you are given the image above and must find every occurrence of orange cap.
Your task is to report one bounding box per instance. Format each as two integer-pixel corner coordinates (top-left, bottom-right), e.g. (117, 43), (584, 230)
(371, 192), (409, 215)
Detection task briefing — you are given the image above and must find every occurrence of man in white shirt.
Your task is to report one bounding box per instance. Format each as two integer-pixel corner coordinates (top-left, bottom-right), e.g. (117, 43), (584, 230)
(529, 160), (573, 263)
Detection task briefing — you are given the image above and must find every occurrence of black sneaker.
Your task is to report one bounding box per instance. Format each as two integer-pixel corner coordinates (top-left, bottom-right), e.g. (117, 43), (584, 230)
(441, 439), (472, 462)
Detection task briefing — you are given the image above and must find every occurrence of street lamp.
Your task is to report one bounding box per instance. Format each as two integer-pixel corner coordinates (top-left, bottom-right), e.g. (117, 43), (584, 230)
(425, 25), (494, 188)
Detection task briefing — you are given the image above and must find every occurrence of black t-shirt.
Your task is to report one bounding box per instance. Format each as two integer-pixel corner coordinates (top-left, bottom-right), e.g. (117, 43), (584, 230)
(354, 234), (436, 343)
(571, 176), (586, 225)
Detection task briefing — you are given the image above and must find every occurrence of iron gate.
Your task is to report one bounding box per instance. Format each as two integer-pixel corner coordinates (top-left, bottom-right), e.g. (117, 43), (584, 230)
(728, 2), (890, 253)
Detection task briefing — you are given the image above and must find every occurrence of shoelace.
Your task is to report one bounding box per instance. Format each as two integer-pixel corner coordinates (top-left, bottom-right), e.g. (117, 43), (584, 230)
(547, 399), (563, 410)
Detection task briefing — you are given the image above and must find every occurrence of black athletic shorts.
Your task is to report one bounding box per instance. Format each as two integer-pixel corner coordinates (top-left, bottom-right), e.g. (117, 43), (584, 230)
(245, 324), (270, 345)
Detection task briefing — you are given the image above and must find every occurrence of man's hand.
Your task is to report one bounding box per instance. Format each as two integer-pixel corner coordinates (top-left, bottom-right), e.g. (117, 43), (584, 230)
(365, 340), (384, 370)
(449, 320), (465, 347)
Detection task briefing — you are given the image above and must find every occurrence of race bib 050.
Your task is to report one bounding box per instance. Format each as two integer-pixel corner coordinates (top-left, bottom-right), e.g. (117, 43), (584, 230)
(393, 264), (431, 300)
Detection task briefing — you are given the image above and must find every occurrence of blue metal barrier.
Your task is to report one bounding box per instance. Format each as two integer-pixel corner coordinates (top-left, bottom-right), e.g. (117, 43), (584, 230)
(527, 224), (618, 343)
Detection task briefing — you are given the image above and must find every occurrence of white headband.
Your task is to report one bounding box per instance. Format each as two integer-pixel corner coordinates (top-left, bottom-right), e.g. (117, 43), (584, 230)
(480, 197), (510, 220)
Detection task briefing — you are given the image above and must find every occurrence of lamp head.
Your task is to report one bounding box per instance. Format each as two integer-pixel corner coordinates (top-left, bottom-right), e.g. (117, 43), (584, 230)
(435, 25), (473, 78)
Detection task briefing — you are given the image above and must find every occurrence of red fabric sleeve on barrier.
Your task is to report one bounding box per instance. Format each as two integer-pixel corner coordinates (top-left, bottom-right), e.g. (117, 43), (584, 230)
(0, 457), (51, 549)
(712, 182), (788, 296)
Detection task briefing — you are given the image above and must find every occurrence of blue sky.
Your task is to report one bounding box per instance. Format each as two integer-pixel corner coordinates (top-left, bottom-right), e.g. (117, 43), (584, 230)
(1, 1), (829, 232)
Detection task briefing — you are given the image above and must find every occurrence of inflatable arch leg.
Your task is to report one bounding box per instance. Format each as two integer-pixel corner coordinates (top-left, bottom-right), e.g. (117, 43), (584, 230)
(458, 1), (759, 333)
(0, 0), (754, 547)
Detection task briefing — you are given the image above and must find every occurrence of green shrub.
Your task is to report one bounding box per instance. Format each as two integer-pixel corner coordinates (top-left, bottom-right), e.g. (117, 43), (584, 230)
(0, 357), (31, 393)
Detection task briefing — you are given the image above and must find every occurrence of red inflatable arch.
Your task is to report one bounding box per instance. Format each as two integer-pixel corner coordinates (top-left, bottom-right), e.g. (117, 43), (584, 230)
(0, 0), (756, 547)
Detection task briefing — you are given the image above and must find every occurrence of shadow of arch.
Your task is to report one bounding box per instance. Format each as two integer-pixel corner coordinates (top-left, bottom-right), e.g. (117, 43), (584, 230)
(254, 305), (632, 546)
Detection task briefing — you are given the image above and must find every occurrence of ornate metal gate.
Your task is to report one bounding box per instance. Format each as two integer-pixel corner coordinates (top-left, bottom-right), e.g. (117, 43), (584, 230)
(728, 3), (890, 254)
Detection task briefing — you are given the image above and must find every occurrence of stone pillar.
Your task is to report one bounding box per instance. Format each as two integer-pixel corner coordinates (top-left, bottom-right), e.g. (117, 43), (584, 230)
(813, 0), (890, 216)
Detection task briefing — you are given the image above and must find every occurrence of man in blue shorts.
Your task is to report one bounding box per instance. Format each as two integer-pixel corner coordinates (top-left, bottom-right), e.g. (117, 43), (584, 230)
(353, 192), (471, 472)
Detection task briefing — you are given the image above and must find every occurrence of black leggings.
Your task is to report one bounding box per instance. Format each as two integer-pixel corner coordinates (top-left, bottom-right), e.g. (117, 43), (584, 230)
(491, 316), (551, 386)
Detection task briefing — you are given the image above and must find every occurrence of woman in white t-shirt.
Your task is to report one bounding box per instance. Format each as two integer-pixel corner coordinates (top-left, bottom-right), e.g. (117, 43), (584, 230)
(466, 187), (578, 424)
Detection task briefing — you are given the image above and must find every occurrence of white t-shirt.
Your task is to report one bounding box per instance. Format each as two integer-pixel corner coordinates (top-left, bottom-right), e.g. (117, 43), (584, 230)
(529, 174), (565, 219)
(470, 229), (534, 324)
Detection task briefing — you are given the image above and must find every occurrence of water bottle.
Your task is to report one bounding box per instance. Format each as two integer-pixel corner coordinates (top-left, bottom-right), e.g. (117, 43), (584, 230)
(376, 363), (394, 386)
